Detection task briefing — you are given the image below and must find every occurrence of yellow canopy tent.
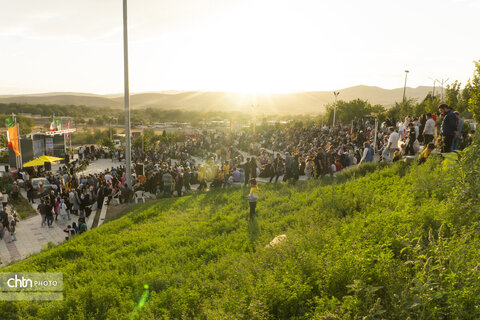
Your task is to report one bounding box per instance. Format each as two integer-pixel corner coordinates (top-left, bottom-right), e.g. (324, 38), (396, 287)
(23, 155), (64, 168)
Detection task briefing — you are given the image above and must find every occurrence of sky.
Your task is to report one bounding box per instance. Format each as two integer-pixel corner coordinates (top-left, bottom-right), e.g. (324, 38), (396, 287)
(0, 0), (479, 95)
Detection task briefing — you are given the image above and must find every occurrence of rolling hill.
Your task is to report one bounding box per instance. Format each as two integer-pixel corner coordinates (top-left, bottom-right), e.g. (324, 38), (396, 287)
(0, 85), (435, 114)
(0, 132), (479, 319)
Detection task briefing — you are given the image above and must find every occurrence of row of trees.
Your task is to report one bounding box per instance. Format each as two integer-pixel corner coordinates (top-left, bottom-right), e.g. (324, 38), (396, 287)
(324, 60), (480, 124)
(0, 102), (252, 128)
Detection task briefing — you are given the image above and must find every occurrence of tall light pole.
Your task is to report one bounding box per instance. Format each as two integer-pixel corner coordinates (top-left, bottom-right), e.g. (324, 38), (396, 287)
(333, 91), (340, 127)
(402, 70), (409, 103)
(436, 78), (449, 103)
(428, 77), (436, 99)
(123, 0), (132, 188)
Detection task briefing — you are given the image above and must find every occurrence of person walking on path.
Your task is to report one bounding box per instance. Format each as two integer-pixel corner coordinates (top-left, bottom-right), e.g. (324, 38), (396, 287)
(45, 198), (54, 228)
(59, 199), (68, 225)
(37, 199), (47, 228)
(7, 213), (18, 242)
(0, 209), (8, 240)
(26, 179), (35, 204)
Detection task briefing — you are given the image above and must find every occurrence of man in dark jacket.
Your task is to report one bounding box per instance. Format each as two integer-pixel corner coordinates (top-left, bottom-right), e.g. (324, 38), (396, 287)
(243, 158), (250, 186)
(438, 104), (458, 153)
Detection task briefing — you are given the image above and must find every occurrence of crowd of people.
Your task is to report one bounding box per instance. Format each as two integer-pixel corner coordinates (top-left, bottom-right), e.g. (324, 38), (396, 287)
(1, 103), (474, 244)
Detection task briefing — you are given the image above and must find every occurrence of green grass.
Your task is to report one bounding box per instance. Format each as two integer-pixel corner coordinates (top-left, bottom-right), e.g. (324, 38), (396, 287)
(10, 194), (37, 219)
(0, 133), (479, 319)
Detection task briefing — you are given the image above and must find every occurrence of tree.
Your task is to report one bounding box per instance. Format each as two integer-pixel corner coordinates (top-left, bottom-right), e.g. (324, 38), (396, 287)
(445, 80), (461, 110)
(385, 98), (416, 122)
(459, 80), (473, 114)
(16, 115), (34, 135)
(325, 99), (376, 125)
(99, 137), (114, 149)
(468, 60), (480, 122)
(95, 117), (104, 126)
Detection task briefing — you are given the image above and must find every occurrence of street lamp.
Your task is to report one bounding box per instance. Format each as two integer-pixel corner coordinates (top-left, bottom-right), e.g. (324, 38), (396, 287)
(333, 91), (340, 127)
(402, 70), (409, 103)
(123, 0), (132, 188)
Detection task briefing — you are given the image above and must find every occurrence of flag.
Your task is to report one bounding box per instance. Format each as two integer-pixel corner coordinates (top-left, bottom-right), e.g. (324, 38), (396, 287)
(6, 115), (15, 149)
(49, 115), (55, 132)
(66, 121), (70, 140)
(56, 119), (61, 131)
(8, 124), (20, 156)
(5, 116), (15, 129)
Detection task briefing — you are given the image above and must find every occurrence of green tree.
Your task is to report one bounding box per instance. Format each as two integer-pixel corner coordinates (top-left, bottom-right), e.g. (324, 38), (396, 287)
(16, 115), (34, 135)
(99, 137), (114, 149)
(468, 60), (480, 122)
(459, 80), (473, 114)
(325, 99), (376, 124)
(95, 117), (104, 126)
(445, 80), (461, 109)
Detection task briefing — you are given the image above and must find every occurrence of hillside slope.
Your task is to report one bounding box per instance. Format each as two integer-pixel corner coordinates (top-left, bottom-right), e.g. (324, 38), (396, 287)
(1, 135), (479, 319)
(0, 86), (434, 114)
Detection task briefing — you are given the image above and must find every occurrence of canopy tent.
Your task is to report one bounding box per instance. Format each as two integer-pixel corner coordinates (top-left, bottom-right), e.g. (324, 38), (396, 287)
(23, 155), (64, 168)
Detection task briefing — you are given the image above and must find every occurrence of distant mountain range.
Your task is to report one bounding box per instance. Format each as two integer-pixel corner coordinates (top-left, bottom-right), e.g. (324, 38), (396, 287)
(0, 85), (435, 115)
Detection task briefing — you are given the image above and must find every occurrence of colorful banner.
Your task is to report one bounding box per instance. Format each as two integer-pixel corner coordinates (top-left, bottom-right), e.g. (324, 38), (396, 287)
(8, 124), (20, 156)
(56, 119), (61, 131)
(65, 121), (70, 140)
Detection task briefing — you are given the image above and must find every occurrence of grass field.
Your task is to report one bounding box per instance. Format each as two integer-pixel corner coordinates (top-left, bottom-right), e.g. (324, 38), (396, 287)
(0, 133), (479, 319)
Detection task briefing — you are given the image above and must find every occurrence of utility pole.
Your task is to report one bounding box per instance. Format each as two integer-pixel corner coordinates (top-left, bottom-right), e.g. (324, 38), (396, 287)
(333, 91), (340, 127)
(436, 78), (449, 103)
(402, 70), (409, 103)
(123, 0), (132, 188)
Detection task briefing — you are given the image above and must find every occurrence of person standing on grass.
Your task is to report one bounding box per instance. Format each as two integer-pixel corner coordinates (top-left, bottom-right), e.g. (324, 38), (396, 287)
(423, 113), (435, 146)
(452, 111), (464, 151)
(438, 104), (458, 153)
(243, 158), (250, 186)
(404, 122), (417, 155)
(246, 178), (258, 220)
(386, 127), (400, 162)
(11, 182), (19, 201)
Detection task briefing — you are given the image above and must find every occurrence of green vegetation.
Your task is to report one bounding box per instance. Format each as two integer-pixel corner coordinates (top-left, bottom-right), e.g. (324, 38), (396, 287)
(0, 177), (36, 219)
(0, 103), (252, 127)
(468, 60), (480, 122)
(0, 133), (479, 319)
(9, 195), (37, 219)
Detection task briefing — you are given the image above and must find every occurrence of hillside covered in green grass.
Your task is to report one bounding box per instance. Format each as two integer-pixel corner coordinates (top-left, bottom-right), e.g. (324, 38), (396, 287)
(1, 134), (479, 319)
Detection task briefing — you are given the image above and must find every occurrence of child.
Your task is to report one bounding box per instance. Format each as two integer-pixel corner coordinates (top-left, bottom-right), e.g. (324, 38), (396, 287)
(392, 148), (402, 162)
(418, 143), (435, 165)
(246, 178), (258, 220)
